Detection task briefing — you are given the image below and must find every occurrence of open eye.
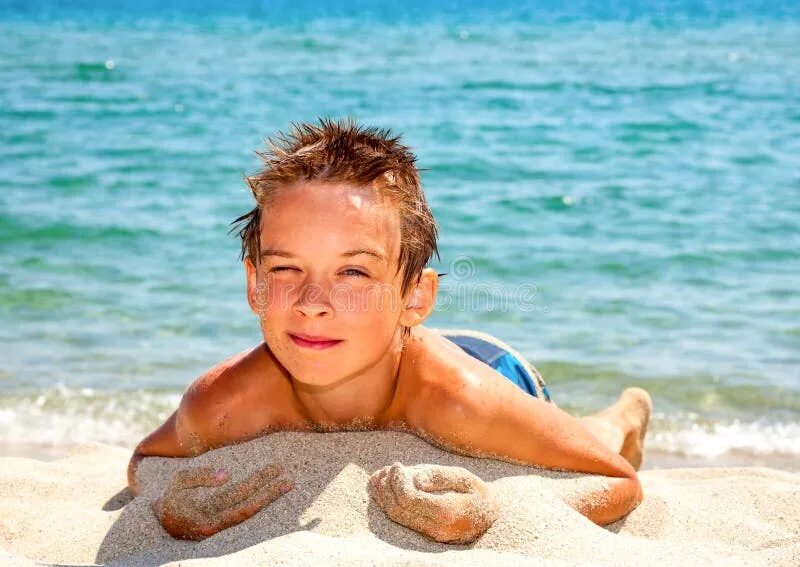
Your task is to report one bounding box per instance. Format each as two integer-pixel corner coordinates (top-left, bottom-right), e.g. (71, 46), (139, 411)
(341, 268), (368, 277)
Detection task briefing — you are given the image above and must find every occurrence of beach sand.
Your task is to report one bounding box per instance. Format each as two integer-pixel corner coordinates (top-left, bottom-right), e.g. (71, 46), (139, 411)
(1, 431), (798, 566)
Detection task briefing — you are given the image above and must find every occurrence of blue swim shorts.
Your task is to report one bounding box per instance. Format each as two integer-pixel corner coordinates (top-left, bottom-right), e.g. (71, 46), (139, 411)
(441, 331), (553, 403)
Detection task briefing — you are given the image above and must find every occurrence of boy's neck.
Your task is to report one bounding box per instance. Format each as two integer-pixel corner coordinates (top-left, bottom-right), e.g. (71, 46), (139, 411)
(288, 333), (405, 428)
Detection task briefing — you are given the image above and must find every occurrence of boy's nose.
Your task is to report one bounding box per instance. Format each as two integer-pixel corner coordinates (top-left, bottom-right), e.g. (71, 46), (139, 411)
(294, 283), (333, 317)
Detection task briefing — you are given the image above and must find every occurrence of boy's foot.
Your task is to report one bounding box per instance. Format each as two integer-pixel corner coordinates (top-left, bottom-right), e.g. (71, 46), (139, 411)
(617, 387), (652, 471)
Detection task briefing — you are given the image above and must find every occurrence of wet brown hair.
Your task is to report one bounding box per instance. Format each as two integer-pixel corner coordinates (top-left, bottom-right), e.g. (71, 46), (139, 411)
(231, 117), (440, 298)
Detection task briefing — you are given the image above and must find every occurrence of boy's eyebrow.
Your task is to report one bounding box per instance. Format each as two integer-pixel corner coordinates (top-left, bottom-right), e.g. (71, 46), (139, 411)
(341, 247), (387, 262)
(259, 247), (387, 262)
(259, 248), (294, 260)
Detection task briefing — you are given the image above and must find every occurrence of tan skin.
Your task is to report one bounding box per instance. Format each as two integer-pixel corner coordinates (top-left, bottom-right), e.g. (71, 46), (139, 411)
(130, 181), (651, 542)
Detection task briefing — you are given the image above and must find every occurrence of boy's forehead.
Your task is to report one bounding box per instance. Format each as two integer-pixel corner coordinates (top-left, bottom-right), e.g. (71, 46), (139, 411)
(260, 182), (402, 259)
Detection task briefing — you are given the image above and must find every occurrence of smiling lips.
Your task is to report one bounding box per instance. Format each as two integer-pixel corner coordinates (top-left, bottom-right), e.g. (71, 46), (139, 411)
(288, 333), (343, 350)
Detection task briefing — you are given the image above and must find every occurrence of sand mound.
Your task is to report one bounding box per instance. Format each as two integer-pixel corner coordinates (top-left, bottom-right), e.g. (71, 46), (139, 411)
(1, 432), (798, 566)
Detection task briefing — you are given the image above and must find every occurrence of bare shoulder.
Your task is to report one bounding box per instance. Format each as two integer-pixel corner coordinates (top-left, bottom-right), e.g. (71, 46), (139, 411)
(178, 343), (306, 452)
(400, 326), (506, 389)
(396, 326), (520, 426)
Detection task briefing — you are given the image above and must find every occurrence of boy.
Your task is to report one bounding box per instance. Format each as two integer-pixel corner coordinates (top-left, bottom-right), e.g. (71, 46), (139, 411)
(130, 119), (651, 542)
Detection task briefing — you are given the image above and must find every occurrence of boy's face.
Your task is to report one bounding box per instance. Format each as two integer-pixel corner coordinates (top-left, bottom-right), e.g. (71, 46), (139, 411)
(246, 181), (414, 387)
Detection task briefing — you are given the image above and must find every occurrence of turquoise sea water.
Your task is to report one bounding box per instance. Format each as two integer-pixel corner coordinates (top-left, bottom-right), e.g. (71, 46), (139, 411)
(1, 2), (798, 465)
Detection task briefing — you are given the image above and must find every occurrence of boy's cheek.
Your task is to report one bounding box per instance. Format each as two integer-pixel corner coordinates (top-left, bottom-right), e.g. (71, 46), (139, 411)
(250, 282), (402, 334)
(252, 281), (293, 315)
(330, 284), (403, 314)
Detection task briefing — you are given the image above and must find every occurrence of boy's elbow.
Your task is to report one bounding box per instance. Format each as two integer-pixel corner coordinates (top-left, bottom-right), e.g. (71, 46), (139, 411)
(616, 466), (643, 508)
(610, 474), (644, 525)
(126, 406), (202, 494)
(127, 434), (166, 496)
(629, 472), (644, 507)
(127, 450), (146, 496)
(587, 474), (643, 526)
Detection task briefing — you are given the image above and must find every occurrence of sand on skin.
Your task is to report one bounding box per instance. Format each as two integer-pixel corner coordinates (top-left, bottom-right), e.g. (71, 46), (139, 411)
(0, 431), (798, 566)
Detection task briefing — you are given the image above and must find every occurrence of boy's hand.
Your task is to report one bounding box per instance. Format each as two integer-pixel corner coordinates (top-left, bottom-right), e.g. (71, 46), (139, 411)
(152, 464), (293, 541)
(368, 462), (499, 544)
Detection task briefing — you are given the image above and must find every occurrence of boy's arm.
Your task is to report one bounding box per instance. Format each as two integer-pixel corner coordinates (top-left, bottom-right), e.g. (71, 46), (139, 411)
(408, 369), (642, 526)
(127, 399), (212, 495)
(127, 369), (237, 495)
(127, 348), (264, 495)
(128, 411), (180, 496)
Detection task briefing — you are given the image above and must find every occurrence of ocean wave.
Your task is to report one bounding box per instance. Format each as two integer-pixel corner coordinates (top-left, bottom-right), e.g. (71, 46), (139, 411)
(1, 386), (798, 464)
(0, 385), (180, 447)
(649, 412), (800, 459)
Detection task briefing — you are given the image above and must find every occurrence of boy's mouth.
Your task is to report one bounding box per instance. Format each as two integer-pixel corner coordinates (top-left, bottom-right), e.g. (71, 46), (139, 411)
(288, 333), (343, 350)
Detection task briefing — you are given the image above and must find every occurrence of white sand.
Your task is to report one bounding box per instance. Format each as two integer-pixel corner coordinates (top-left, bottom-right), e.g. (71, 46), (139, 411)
(1, 432), (798, 566)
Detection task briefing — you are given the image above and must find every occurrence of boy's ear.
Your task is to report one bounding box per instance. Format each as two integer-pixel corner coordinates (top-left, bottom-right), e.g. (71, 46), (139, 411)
(244, 257), (260, 314)
(399, 268), (439, 328)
